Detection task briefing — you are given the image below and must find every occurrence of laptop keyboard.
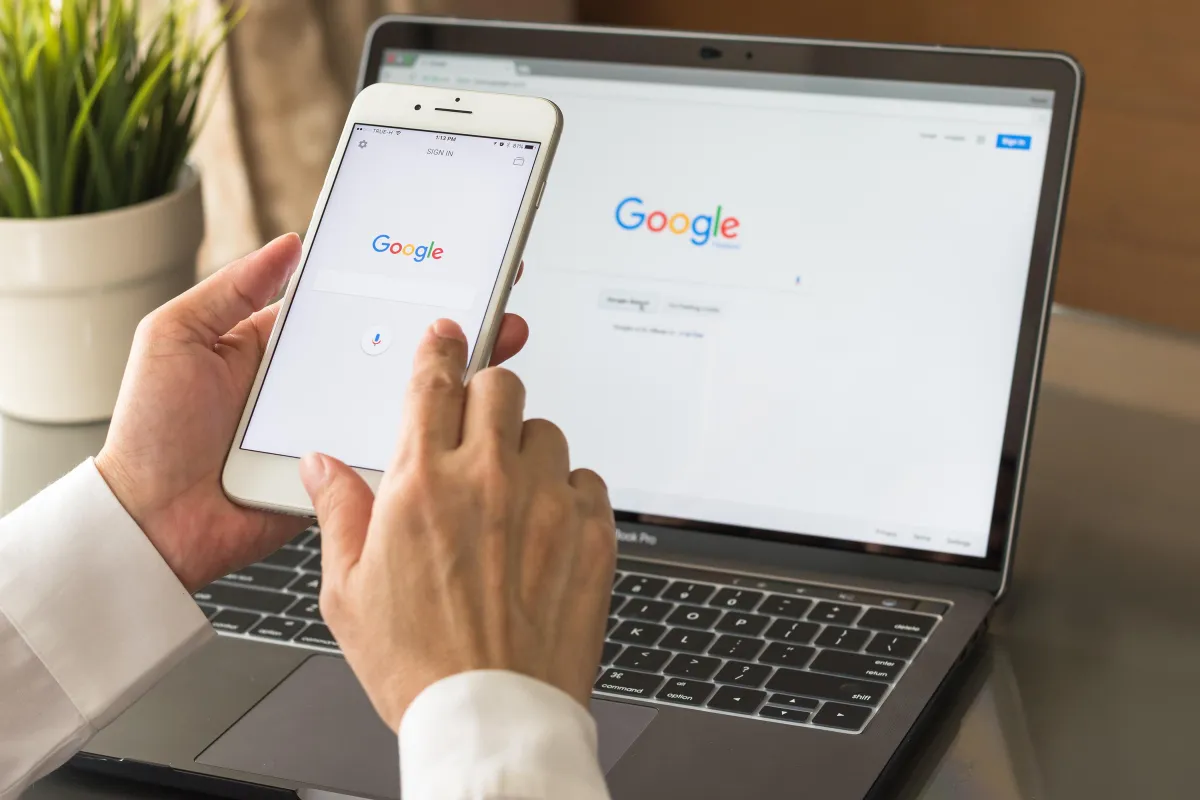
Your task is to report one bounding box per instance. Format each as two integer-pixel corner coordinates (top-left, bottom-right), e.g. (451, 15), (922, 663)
(195, 526), (948, 734)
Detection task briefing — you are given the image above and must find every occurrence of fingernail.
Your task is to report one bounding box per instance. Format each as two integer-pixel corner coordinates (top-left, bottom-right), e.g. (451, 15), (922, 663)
(431, 318), (465, 342)
(299, 452), (329, 493)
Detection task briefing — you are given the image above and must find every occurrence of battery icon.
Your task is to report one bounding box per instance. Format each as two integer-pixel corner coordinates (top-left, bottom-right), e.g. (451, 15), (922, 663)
(523, 144), (534, 149)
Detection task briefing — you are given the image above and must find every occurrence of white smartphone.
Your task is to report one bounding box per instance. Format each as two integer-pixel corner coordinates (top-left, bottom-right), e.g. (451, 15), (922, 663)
(222, 83), (561, 515)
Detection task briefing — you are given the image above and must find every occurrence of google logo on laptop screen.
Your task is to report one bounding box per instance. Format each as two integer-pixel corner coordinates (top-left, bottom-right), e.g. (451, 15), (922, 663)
(614, 196), (741, 247)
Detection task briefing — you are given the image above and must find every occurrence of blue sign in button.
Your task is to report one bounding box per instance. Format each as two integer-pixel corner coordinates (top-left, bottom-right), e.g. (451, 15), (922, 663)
(996, 134), (1032, 150)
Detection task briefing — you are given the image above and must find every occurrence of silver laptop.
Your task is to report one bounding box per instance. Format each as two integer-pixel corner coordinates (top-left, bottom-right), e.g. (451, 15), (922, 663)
(76, 18), (1082, 800)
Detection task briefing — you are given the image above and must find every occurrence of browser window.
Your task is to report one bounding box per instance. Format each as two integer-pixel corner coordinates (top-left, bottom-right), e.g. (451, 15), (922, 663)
(241, 125), (540, 469)
(379, 53), (1055, 558)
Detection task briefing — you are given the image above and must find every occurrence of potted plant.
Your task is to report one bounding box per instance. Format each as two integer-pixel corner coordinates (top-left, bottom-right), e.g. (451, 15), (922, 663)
(0, 0), (238, 422)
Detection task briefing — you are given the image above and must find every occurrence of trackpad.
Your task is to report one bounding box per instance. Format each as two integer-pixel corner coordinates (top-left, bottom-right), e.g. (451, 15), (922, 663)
(198, 655), (656, 799)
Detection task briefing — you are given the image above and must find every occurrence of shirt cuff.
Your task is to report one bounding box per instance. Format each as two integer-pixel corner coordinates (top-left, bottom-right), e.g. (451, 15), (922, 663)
(0, 458), (213, 729)
(399, 670), (610, 800)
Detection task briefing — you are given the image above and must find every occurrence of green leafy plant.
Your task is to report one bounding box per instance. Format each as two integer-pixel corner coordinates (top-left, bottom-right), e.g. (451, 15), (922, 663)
(0, 0), (241, 219)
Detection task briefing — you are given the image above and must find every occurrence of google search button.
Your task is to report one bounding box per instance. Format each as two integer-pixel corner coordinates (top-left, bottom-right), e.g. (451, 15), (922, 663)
(996, 134), (1032, 150)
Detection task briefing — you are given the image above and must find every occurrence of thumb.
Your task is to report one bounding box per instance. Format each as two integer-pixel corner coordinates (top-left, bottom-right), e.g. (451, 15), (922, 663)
(299, 453), (373, 575)
(164, 232), (301, 345)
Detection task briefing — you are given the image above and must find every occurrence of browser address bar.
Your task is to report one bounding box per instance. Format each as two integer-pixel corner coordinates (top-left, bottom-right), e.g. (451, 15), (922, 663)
(312, 270), (476, 311)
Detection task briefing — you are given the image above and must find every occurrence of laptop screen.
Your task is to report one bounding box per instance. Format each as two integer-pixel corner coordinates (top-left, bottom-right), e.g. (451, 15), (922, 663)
(377, 51), (1055, 561)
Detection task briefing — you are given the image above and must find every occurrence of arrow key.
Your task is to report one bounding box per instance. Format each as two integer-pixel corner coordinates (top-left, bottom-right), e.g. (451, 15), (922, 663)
(759, 705), (810, 723)
(707, 685), (766, 714)
(813, 702), (872, 731)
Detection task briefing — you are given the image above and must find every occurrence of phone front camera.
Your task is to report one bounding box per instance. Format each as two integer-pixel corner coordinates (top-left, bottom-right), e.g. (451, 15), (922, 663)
(414, 104), (422, 110)
(455, 97), (461, 102)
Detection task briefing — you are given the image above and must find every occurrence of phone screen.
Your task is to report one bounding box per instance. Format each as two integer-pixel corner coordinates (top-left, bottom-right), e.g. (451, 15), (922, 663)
(241, 124), (541, 470)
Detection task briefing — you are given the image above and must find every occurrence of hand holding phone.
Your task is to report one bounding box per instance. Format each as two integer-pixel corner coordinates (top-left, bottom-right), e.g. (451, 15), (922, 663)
(223, 84), (562, 514)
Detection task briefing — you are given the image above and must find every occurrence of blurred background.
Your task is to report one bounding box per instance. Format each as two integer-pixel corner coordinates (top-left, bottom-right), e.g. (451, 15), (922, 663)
(195, 0), (1200, 336)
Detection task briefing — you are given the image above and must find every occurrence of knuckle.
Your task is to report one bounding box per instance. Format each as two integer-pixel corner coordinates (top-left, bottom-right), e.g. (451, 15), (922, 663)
(523, 417), (567, 450)
(530, 489), (573, 536)
(472, 366), (525, 399)
(409, 366), (460, 397)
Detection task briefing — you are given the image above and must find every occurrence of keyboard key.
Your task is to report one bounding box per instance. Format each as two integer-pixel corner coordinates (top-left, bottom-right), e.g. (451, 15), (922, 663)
(194, 583), (293, 614)
(865, 633), (921, 659)
(248, 616), (306, 642)
(759, 642), (815, 668)
(610, 620), (666, 646)
(607, 617), (618, 632)
(667, 605), (720, 629)
(878, 596), (918, 610)
(766, 669), (888, 706)
(759, 705), (810, 723)
(289, 529), (314, 548)
(622, 599), (672, 622)
(709, 635), (765, 660)
(658, 628), (715, 653)
(815, 626), (870, 651)
(609, 595), (626, 615)
(300, 552), (322, 573)
(807, 602), (863, 625)
(289, 574), (321, 596)
(709, 588), (763, 611)
(811, 650), (905, 682)
(768, 693), (820, 710)
(295, 623), (338, 649)
(302, 533), (322, 552)
(615, 575), (668, 598)
(210, 609), (260, 634)
(707, 685), (766, 714)
(220, 565), (296, 590)
(260, 548), (308, 569)
(656, 678), (716, 706)
(765, 619), (820, 644)
(286, 598), (323, 621)
(713, 661), (771, 687)
(715, 611), (770, 637)
(661, 582), (716, 604)
(757, 595), (812, 619)
(196, 603), (218, 619)
(595, 668), (664, 698)
(813, 702), (872, 731)
(614, 647), (671, 672)
(613, 571), (623, 585)
(857, 608), (936, 637)
(602, 641), (622, 664)
(664, 653), (721, 680)
(915, 600), (949, 616)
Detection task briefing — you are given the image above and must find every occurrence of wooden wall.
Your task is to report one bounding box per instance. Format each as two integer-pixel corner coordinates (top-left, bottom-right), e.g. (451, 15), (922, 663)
(579, 0), (1200, 335)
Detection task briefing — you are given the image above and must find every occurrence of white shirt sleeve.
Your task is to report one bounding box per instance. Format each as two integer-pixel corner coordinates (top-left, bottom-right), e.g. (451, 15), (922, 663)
(0, 459), (213, 800)
(400, 670), (612, 800)
(0, 461), (610, 800)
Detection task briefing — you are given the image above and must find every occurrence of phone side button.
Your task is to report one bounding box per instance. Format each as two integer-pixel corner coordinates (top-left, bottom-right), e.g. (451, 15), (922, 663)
(534, 181), (546, 208)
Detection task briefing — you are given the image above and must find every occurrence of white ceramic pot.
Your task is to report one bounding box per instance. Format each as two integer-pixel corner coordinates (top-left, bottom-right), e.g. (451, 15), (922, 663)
(0, 167), (204, 423)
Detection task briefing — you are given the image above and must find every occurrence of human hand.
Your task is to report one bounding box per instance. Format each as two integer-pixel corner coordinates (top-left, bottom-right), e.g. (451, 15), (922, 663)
(95, 234), (532, 592)
(300, 319), (616, 731)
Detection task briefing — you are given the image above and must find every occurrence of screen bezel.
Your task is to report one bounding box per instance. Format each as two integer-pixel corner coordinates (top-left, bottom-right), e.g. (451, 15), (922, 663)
(360, 18), (1083, 587)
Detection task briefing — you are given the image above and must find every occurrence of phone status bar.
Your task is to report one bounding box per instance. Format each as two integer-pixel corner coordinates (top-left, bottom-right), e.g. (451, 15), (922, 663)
(352, 125), (535, 149)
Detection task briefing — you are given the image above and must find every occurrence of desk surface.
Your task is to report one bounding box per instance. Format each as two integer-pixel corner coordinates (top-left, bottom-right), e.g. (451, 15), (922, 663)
(12, 309), (1200, 799)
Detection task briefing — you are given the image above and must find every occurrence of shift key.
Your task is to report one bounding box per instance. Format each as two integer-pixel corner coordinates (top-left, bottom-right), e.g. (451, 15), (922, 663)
(765, 669), (888, 706)
(594, 668), (664, 698)
(193, 583), (293, 614)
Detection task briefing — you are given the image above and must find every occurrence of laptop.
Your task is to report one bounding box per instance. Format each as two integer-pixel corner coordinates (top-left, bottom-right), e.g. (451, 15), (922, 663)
(75, 18), (1082, 800)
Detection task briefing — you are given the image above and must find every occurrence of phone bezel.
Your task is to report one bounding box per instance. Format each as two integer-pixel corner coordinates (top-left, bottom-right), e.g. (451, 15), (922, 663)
(221, 82), (562, 516)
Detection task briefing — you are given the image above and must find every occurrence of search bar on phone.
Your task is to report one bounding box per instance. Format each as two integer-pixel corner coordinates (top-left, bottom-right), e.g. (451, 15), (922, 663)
(312, 270), (476, 310)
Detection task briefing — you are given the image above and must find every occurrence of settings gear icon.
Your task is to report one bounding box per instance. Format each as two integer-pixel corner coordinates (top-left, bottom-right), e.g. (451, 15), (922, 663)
(357, 139), (368, 149)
